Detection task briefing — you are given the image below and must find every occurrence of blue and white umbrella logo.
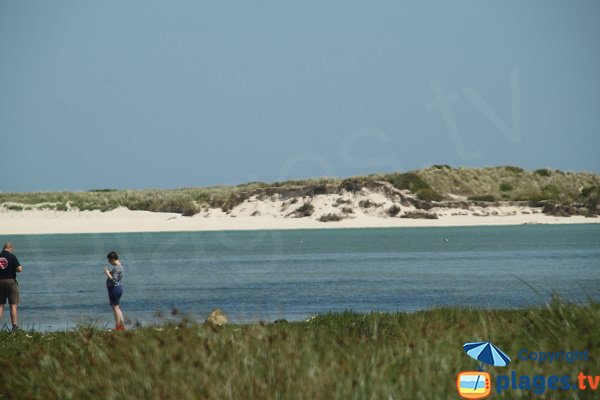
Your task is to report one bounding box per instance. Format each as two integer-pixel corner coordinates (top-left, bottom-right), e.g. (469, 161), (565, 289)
(462, 341), (511, 397)
(463, 341), (511, 370)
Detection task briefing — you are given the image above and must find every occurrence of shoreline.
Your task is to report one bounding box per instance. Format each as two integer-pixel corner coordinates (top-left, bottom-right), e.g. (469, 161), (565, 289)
(0, 207), (598, 235)
(14, 300), (597, 333)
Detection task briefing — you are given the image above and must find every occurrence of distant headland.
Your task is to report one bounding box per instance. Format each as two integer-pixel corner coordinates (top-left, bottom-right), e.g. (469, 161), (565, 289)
(1, 166), (599, 234)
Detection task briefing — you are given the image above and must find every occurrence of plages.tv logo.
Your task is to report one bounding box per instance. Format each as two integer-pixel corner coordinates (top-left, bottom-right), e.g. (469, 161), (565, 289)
(456, 341), (511, 399)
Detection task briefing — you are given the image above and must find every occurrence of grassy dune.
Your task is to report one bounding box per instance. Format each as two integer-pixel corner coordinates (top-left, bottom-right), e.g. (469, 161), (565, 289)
(0, 166), (599, 215)
(1, 300), (598, 399)
(418, 165), (600, 202)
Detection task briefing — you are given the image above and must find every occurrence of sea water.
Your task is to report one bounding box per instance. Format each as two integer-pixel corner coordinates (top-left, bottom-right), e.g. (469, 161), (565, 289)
(1, 224), (598, 331)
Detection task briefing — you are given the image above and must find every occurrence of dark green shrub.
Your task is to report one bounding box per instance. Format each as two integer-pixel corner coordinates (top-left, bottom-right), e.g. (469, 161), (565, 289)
(75, 201), (101, 211)
(309, 184), (329, 196)
(359, 200), (378, 208)
(432, 164), (451, 170)
(191, 192), (213, 205)
(542, 184), (560, 199)
(318, 213), (344, 222)
(158, 196), (200, 216)
(416, 188), (443, 201)
(384, 172), (443, 201)
(514, 192), (544, 202)
(221, 193), (244, 212)
(207, 194), (228, 209)
(400, 211), (438, 219)
(99, 204), (115, 212)
(580, 186), (599, 213)
(237, 181), (268, 189)
(534, 168), (552, 177)
(581, 185), (599, 198)
(503, 166), (524, 174)
(383, 172), (430, 192)
(122, 192), (200, 216)
(339, 177), (371, 192)
(467, 194), (496, 202)
(499, 182), (513, 192)
(289, 202), (314, 217)
(387, 205), (401, 216)
(514, 188), (560, 202)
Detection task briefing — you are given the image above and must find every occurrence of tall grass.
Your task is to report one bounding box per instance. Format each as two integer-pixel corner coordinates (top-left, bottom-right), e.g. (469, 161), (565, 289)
(417, 166), (600, 202)
(0, 300), (597, 399)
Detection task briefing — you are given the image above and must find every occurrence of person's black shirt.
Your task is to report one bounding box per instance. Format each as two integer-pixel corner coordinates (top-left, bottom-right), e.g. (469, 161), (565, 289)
(0, 250), (20, 280)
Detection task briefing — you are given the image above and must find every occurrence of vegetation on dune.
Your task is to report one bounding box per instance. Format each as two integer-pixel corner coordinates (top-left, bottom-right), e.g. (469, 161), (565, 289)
(467, 194), (497, 202)
(503, 165), (525, 174)
(499, 182), (513, 192)
(400, 210), (438, 219)
(377, 172), (444, 201)
(358, 199), (378, 209)
(271, 177), (338, 188)
(580, 185), (600, 210)
(0, 187), (249, 216)
(415, 187), (443, 202)
(381, 172), (430, 192)
(287, 202), (315, 218)
(387, 204), (401, 217)
(416, 165), (600, 204)
(534, 168), (552, 177)
(0, 300), (597, 399)
(1, 166), (599, 216)
(318, 213), (345, 222)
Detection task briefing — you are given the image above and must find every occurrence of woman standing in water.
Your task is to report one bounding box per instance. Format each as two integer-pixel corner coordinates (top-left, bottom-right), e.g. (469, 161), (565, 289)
(104, 251), (125, 331)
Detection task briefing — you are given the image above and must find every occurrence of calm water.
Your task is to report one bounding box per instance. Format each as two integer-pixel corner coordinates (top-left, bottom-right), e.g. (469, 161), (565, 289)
(1, 224), (599, 331)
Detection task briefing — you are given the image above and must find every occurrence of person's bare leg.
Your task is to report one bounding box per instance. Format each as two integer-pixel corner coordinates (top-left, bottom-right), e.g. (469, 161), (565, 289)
(112, 305), (124, 327)
(111, 305), (119, 326)
(10, 304), (18, 328)
(0, 304), (4, 322)
(117, 307), (124, 326)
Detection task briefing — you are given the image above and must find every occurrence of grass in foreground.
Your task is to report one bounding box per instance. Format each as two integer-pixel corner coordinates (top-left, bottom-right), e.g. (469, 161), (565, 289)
(0, 300), (598, 399)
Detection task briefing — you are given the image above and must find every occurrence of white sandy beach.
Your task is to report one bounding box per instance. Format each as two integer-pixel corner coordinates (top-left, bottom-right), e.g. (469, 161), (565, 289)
(0, 205), (597, 235)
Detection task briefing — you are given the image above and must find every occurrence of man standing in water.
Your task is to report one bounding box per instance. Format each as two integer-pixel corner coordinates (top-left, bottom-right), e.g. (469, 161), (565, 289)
(0, 242), (23, 331)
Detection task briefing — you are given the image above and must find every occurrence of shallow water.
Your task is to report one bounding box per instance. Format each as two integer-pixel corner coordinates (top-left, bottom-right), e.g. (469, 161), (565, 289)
(1, 224), (599, 331)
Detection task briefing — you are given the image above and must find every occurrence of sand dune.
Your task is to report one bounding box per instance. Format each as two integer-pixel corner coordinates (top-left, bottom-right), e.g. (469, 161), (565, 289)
(0, 187), (598, 235)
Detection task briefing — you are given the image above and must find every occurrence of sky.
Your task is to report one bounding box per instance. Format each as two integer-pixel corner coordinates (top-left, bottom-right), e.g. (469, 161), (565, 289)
(1, 1), (599, 192)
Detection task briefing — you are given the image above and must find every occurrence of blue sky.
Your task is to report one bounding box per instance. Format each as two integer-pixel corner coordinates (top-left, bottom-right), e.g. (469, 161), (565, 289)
(1, 1), (599, 192)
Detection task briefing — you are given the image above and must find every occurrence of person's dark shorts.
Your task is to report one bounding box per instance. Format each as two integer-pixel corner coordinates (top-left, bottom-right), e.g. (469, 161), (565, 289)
(0, 279), (19, 305)
(107, 285), (123, 306)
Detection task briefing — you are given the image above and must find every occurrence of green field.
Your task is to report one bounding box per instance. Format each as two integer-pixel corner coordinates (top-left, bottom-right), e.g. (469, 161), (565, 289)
(1, 299), (598, 399)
